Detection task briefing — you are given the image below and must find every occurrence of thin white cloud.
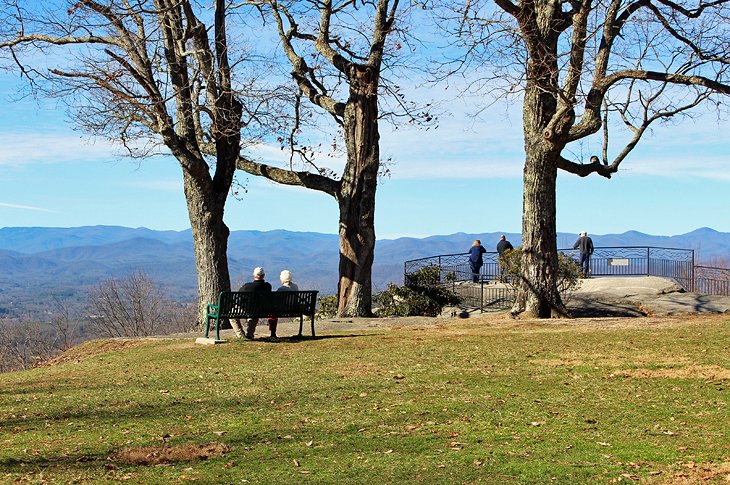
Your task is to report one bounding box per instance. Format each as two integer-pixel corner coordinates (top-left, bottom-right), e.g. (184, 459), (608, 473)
(0, 132), (118, 166)
(0, 202), (56, 213)
(246, 141), (347, 174)
(619, 156), (730, 180)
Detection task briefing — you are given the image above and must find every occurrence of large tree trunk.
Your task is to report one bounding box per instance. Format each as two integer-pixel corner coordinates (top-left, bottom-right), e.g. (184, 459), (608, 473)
(336, 67), (380, 317)
(182, 170), (232, 327)
(512, 149), (566, 317)
(512, 28), (569, 318)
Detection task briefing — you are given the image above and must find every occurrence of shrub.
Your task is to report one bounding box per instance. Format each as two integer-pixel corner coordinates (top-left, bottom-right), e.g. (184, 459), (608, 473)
(499, 247), (581, 302)
(375, 283), (461, 317)
(316, 294), (339, 319)
(404, 265), (441, 287)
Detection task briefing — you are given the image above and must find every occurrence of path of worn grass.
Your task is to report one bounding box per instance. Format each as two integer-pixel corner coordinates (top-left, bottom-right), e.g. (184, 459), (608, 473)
(1, 316), (728, 483)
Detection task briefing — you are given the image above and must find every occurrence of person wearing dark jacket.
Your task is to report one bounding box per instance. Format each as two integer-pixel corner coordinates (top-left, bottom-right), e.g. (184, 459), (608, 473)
(496, 235), (514, 281)
(573, 231), (594, 277)
(239, 267), (272, 339)
(496, 235), (513, 257)
(468, 239), (487, 283)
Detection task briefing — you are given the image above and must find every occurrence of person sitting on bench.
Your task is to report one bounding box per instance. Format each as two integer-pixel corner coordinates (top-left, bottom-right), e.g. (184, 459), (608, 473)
(265, 270), (299, 338)
(277, 270), (299, 292)
(238, 267), (272, 339)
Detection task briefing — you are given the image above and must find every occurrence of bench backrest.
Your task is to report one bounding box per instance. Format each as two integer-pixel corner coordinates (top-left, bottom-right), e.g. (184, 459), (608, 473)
(217, 290), (319, 318)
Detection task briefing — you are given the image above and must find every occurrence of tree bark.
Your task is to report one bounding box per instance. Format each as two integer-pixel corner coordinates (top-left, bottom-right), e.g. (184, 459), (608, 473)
(513, 149), (567, 317)
(336, 67), (380, 317)
(511, 20), (569, 318)
(182, 169), (231, 326)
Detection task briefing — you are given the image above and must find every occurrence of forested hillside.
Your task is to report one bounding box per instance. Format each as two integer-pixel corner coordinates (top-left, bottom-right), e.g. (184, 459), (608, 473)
(0, 226), (728, 319)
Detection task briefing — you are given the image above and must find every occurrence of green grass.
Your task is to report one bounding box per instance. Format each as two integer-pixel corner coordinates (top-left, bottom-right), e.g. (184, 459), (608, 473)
(1, 316), (728, 483)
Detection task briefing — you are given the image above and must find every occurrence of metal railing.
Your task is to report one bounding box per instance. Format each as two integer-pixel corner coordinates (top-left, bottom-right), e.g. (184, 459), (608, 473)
(404, 246), (730, 311)
(695, 266), (730, 296)
(437, 269), (514, 311)
(560, 247), (695, 291)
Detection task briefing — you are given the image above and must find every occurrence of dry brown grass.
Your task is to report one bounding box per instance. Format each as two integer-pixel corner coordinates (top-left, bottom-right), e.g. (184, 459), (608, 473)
(115, 442), (230, 465)
(35, 339), (145, 367)
(657, 461), (730, 484)
(609, 365), (730, 380)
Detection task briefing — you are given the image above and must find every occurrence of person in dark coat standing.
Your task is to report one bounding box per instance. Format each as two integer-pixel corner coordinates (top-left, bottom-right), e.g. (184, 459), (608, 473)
(239, 266), (272, 339)
(496, 235), (513, 257)
(496, 235), (514, 281)
(468, 239), (487, 283)
(573, 231), (594, 277)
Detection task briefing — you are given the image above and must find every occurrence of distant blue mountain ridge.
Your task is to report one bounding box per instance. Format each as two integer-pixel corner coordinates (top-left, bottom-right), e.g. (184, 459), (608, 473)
(0, 226), (727, 317)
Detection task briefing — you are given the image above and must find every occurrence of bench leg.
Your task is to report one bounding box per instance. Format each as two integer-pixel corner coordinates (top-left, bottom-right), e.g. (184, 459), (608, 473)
(310, 315), (315, 337)
(298, 315), (304, 337)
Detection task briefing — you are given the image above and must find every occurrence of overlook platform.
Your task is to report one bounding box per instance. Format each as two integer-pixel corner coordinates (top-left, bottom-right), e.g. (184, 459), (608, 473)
(404, 246), (730, 314)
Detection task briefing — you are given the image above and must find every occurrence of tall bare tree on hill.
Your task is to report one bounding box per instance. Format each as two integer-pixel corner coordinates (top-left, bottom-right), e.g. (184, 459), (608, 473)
(237, 0), (429, 317)
(0, 0), (283, 325)
(443, 0), (730, 317)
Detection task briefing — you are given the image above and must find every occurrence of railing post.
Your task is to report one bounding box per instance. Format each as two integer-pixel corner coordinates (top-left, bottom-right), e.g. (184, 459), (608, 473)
(691, 249), (695, 292)
(647, 247), (650, 276)
(480, 279), (484, 313)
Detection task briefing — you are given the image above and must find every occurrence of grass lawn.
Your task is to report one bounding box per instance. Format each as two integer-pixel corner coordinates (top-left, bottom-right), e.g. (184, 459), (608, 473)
(1, 315), (728, 483)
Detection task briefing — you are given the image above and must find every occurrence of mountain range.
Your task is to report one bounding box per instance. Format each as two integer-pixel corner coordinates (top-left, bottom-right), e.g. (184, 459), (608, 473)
(0, 225), (728, 318)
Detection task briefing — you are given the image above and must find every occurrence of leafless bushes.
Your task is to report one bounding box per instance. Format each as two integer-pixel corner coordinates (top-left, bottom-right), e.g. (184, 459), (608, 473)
(0, 302), (81, 372)
(0, 272), (195, 373)
(87, 271), (195, 338)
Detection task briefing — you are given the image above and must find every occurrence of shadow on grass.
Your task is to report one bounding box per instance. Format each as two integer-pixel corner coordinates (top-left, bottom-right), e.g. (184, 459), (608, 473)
(250, 333), (381, 344)
(0, 432), (263, 476)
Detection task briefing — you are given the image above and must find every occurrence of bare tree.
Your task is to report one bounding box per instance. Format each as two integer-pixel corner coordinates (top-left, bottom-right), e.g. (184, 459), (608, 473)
(0, 317), (69, 372)
(87, 270), (191, 337)
(49, 296), (82, 352)
(441, 0), (730, 317)
(0, 298), (83, 372)
(0, 0), (283, 326)
(237, 0), (428, 317)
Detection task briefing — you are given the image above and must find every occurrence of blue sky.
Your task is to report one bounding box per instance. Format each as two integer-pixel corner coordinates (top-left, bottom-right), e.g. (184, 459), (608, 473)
(1, 70), (728, 239)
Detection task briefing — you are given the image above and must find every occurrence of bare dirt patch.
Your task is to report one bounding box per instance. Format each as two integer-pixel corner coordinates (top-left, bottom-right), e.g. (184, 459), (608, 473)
(115, 442), (230, 465)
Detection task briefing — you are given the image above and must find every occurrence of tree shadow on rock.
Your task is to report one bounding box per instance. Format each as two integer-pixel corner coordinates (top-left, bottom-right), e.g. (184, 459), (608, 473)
(567, 296), (645, 318)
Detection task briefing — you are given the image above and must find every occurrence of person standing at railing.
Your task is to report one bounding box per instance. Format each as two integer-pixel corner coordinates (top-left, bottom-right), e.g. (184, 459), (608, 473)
(573, 231), (594, 278)
(496, 235), (514, 282)
(468, 239), (487, 283)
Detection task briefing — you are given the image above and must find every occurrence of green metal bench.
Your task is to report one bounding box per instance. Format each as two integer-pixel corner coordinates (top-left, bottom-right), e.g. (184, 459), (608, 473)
(204, 290), (319, 341)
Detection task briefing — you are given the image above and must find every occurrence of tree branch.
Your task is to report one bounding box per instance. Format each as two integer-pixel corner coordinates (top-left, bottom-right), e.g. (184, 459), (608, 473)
(493, 0), (520, 18)
(603, 69), (730, 94)
(653, 0), (730, 19)
(557, 155), (618, 178)
(236, 157), (341, 197)
(0, 33), (118, 48)
(263, 1), (344, 119)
